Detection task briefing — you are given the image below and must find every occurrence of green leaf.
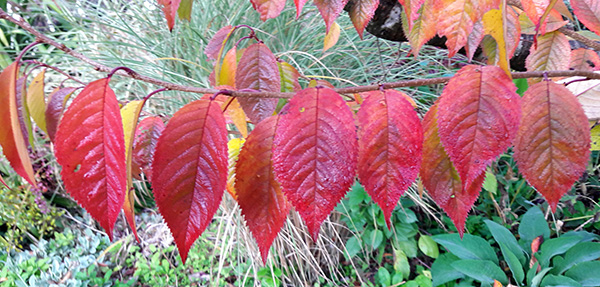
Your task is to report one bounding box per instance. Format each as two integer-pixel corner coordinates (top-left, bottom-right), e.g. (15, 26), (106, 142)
(537, 235), (584, 267)
(452, 259), (508, 285)
(532, 267), (553, 287)
(514, 78), (529, 96)
(377, 267), (392, 286)
(396, 239), (418, 258)
(485, 219), (526, 264)
(394, 248), (411, 280)
(415, 274), (433, 287)
(482, 171), (498, 194)
(345, 235), (362, 258)
(431, 254), (465, 286)
(499, 242), (525, 284)
(541, 274), (582, 287)
(418, 235), (439, 258)
(528, 262), (540, 286)
(553, 242), (600, 274)
(433, 234), (498, 264)
(519, 207), (550, 243)
(565, 261), (600, 286)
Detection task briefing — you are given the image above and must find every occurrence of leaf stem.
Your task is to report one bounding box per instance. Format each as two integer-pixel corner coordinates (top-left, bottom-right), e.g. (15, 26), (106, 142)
(143, 87), (168, 101)
(15, 40), (42, 63)
(108, 66), (138, 79)
(22, 60), (86, 85)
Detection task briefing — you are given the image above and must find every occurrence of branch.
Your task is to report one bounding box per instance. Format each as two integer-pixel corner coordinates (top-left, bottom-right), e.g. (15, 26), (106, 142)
(2, 9), (600, 100)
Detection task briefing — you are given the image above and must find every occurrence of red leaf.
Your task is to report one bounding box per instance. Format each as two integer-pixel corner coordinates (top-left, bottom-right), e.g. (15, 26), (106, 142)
(15, 76), (31, 147)
(570, 48), (600, 71)
(0, 62), (35, 185)
(46, 87), (77, 142)
(357, 90), (423, 228)
(235, 43), (280, 124)
(348, 0), (380, 39)
(436, 0), (478, 57)
(571, 0), (600, 36)
(158, 0), (181, 31)
(250, 0), (286, 21)
(132, 116), (164, 181)
(525, 31), (571, 80)
(151, 99), (228, 263)
(273, 87), (358, 241)
(204, 25), (235, 61)
(314, 0), (350, 32)
(55, 78), (127, 240)
(236, 115), (290, 263)
(420, 104), (485, 236)
(294, 0), (309, 17)
(436, 65), (521, 192)
(514, 81), (591, 211)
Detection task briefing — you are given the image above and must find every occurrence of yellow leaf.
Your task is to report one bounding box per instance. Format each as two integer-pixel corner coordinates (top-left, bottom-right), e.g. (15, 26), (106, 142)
(323, 21), (340, 52)
(407, 0), (437, 56)
(228, 98), (248, 138)
(27, 70), (47, 133)
(226, 138), (245, 199)
(591, 122), (600, 151)
(216, 47), (237, 87)
(483, 9), (510, 76)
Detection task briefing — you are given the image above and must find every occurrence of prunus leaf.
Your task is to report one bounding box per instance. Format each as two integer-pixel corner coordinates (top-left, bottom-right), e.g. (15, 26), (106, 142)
(407, 0), (437, 56)
(236, 115), (290, 263)
(466, 20), (485, 61)
(314, 0), (350, 32)
(26, 69), (46, 133)
(357, 90), (423, 228)
(176, 0), (193, 21)
(151, 99), (228, 263)
(226, 138), (244, 199)
(235, 43), (280, 124)
(294, 0), (309, 17)
(215, 47), (237, 87)
(158, 0), (181, 31)
(482, 9), (510, 74)
(514, 81), (591, 211)
(204, 25), (235, 61)
(324, 21), (341, 52)
(15, 76), (31, 147)
(55, 78), (126, 240)
(45, 87), (76, 142)
(526, 31), (571, 82)
(132, 117), (164, 182)
(570, 48), (600, 71)
(436, 0), (478, 57)
(250, 0), (286, 21)
(348, 0), (379, 39)
(436, 65), (521, 193)
(0, 62), (35, 185)
(278, 60), (301, 93)
(420, 104), (486, 235)
(521, 0), (549, 29)
(519, 9), (567, 34)
(571, 0), (600, 36)
(273, 87), (357, 241)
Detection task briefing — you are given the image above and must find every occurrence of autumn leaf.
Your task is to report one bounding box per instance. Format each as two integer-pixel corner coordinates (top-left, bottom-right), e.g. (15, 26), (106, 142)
(348, 0), (379, 39)
(132, 116), (164, 182)
(466, 20), (485, 61)
(482, 9), (510, 75)
(273, 87), (357, 241)
(278, 60), (301, 93)
(357, 90), (423, 228)
(406, 0), (437, 56)
(519, 9), (567, 34)
(420, 104), (485, 236)
(294, 0), (309, 17)
(561, 76), (600, 121)
(526, 31), (570, 82)
(521, 0), (549, 29)
(324, 21), (341, 52)
(436, 0), (478, 57)
(45, 87), (77, 142)
(314, 0), (350, 32)
(15, 77), (32, 146)
(235, 43), (280, 124)
(0, 62), (35, 185)
(158, 0), (181, 31)
(436, 65), (521, 192)
(177, 0), (193, 21)
(205, 25), (236, 61)
(514, 81), (591, 211)
(236, 116), (290, 263)
(402, 0), (425, 31)
(55, 78), (127, 240)
(250, 0), (286, 21)
(571, 0), (600, 36)
(151, 99), (228, 263)
(216, 47), (237, 87)
(226, 138), (244, 199)
(26, 69), (47, 133)
(570, 48), (600, 71)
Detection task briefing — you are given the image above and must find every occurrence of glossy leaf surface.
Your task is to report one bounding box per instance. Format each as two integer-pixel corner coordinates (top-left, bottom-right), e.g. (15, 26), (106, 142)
(357, 90), (423, 228)
(514, 81), (591, 211)
(46, 87), (76, 142)
(132, 116), (164, 181)
(0, 62), (35, 185)
(273, 87), (357, 240)
(55, 78), (126, 240)
(236, 116), (290, 263)
(151, 99), (228, 263)
(235, 43), (280, 124)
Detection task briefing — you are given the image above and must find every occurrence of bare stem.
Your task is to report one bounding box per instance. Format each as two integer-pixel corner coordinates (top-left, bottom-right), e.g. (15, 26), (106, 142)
(22, 60), (86, 84)
(143, 87), (168, 101)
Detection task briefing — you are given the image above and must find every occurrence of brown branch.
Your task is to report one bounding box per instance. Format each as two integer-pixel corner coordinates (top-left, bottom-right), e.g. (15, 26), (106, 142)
(2, 8), (600, 99)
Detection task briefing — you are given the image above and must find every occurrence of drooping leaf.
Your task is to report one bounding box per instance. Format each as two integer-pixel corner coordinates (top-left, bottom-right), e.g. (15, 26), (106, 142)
(151, 99), (228, 263)
(176, 0), (193, 21)
(436, 65), (521, 192)
(120, 100), (146, 242)
(45, 87), (76, 142)
(236, 115), (290, 263)
(561, 77), (600, 121)
(466, 20), (485, 61)
(571, 0), (600, 36)
(215, 47), (238, 87)
(436, 0), (478, 57)
(514, 81), (591, 211)
(314, 0), (350, 32)
(324, 21), (341, 52)
(0, 62), (35, 185)
(277, 60), (301, 93)
(294, 0), (309, 17)
(55, 78), (127, 240)
(250, 0), (286, 21)
(26, 69), (47, 133)
(226, 138), (244, 198)
(235, 43), (280, 124)
(273, 87), (357, 240)
(348, 0), (379, 39)
(132, 116), (164, 182)
(482, 9), (510, 75)
(570, 48), (600, 71)
(519, 9), (567, 34)
(525, 31), (571, 82)
(420, 104), (486, 235)
(158, 0), (181, 31)
(204, 25), (236, 61)
(357, 90), (423, 228)
(15, 77), (31, 147)
(406, 0), (437, 56)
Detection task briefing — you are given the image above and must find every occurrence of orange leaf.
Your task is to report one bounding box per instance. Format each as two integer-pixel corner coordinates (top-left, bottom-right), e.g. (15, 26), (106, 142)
(519, 10), (567, 34)
(348, 0), (379, 39)
(514, 81), (591, 212)
(436, 0), (478, 57)
(0, 62), (35, 185)
(314, 0), (350, 32)
(158, 0), (181, 31)
(572, 0), (600, 37)
(525, 31), (570, 82)
(407, 0), (437, 56)
(216, 47), (237, 87)
(236, 116), (290, 263)
(250, 0), (286, 21)
(570, 48), (600, 71)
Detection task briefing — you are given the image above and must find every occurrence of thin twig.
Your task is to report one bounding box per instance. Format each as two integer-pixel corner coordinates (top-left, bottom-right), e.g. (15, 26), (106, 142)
(2, 9), (600, 99)
(22, 60), (85, 84)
